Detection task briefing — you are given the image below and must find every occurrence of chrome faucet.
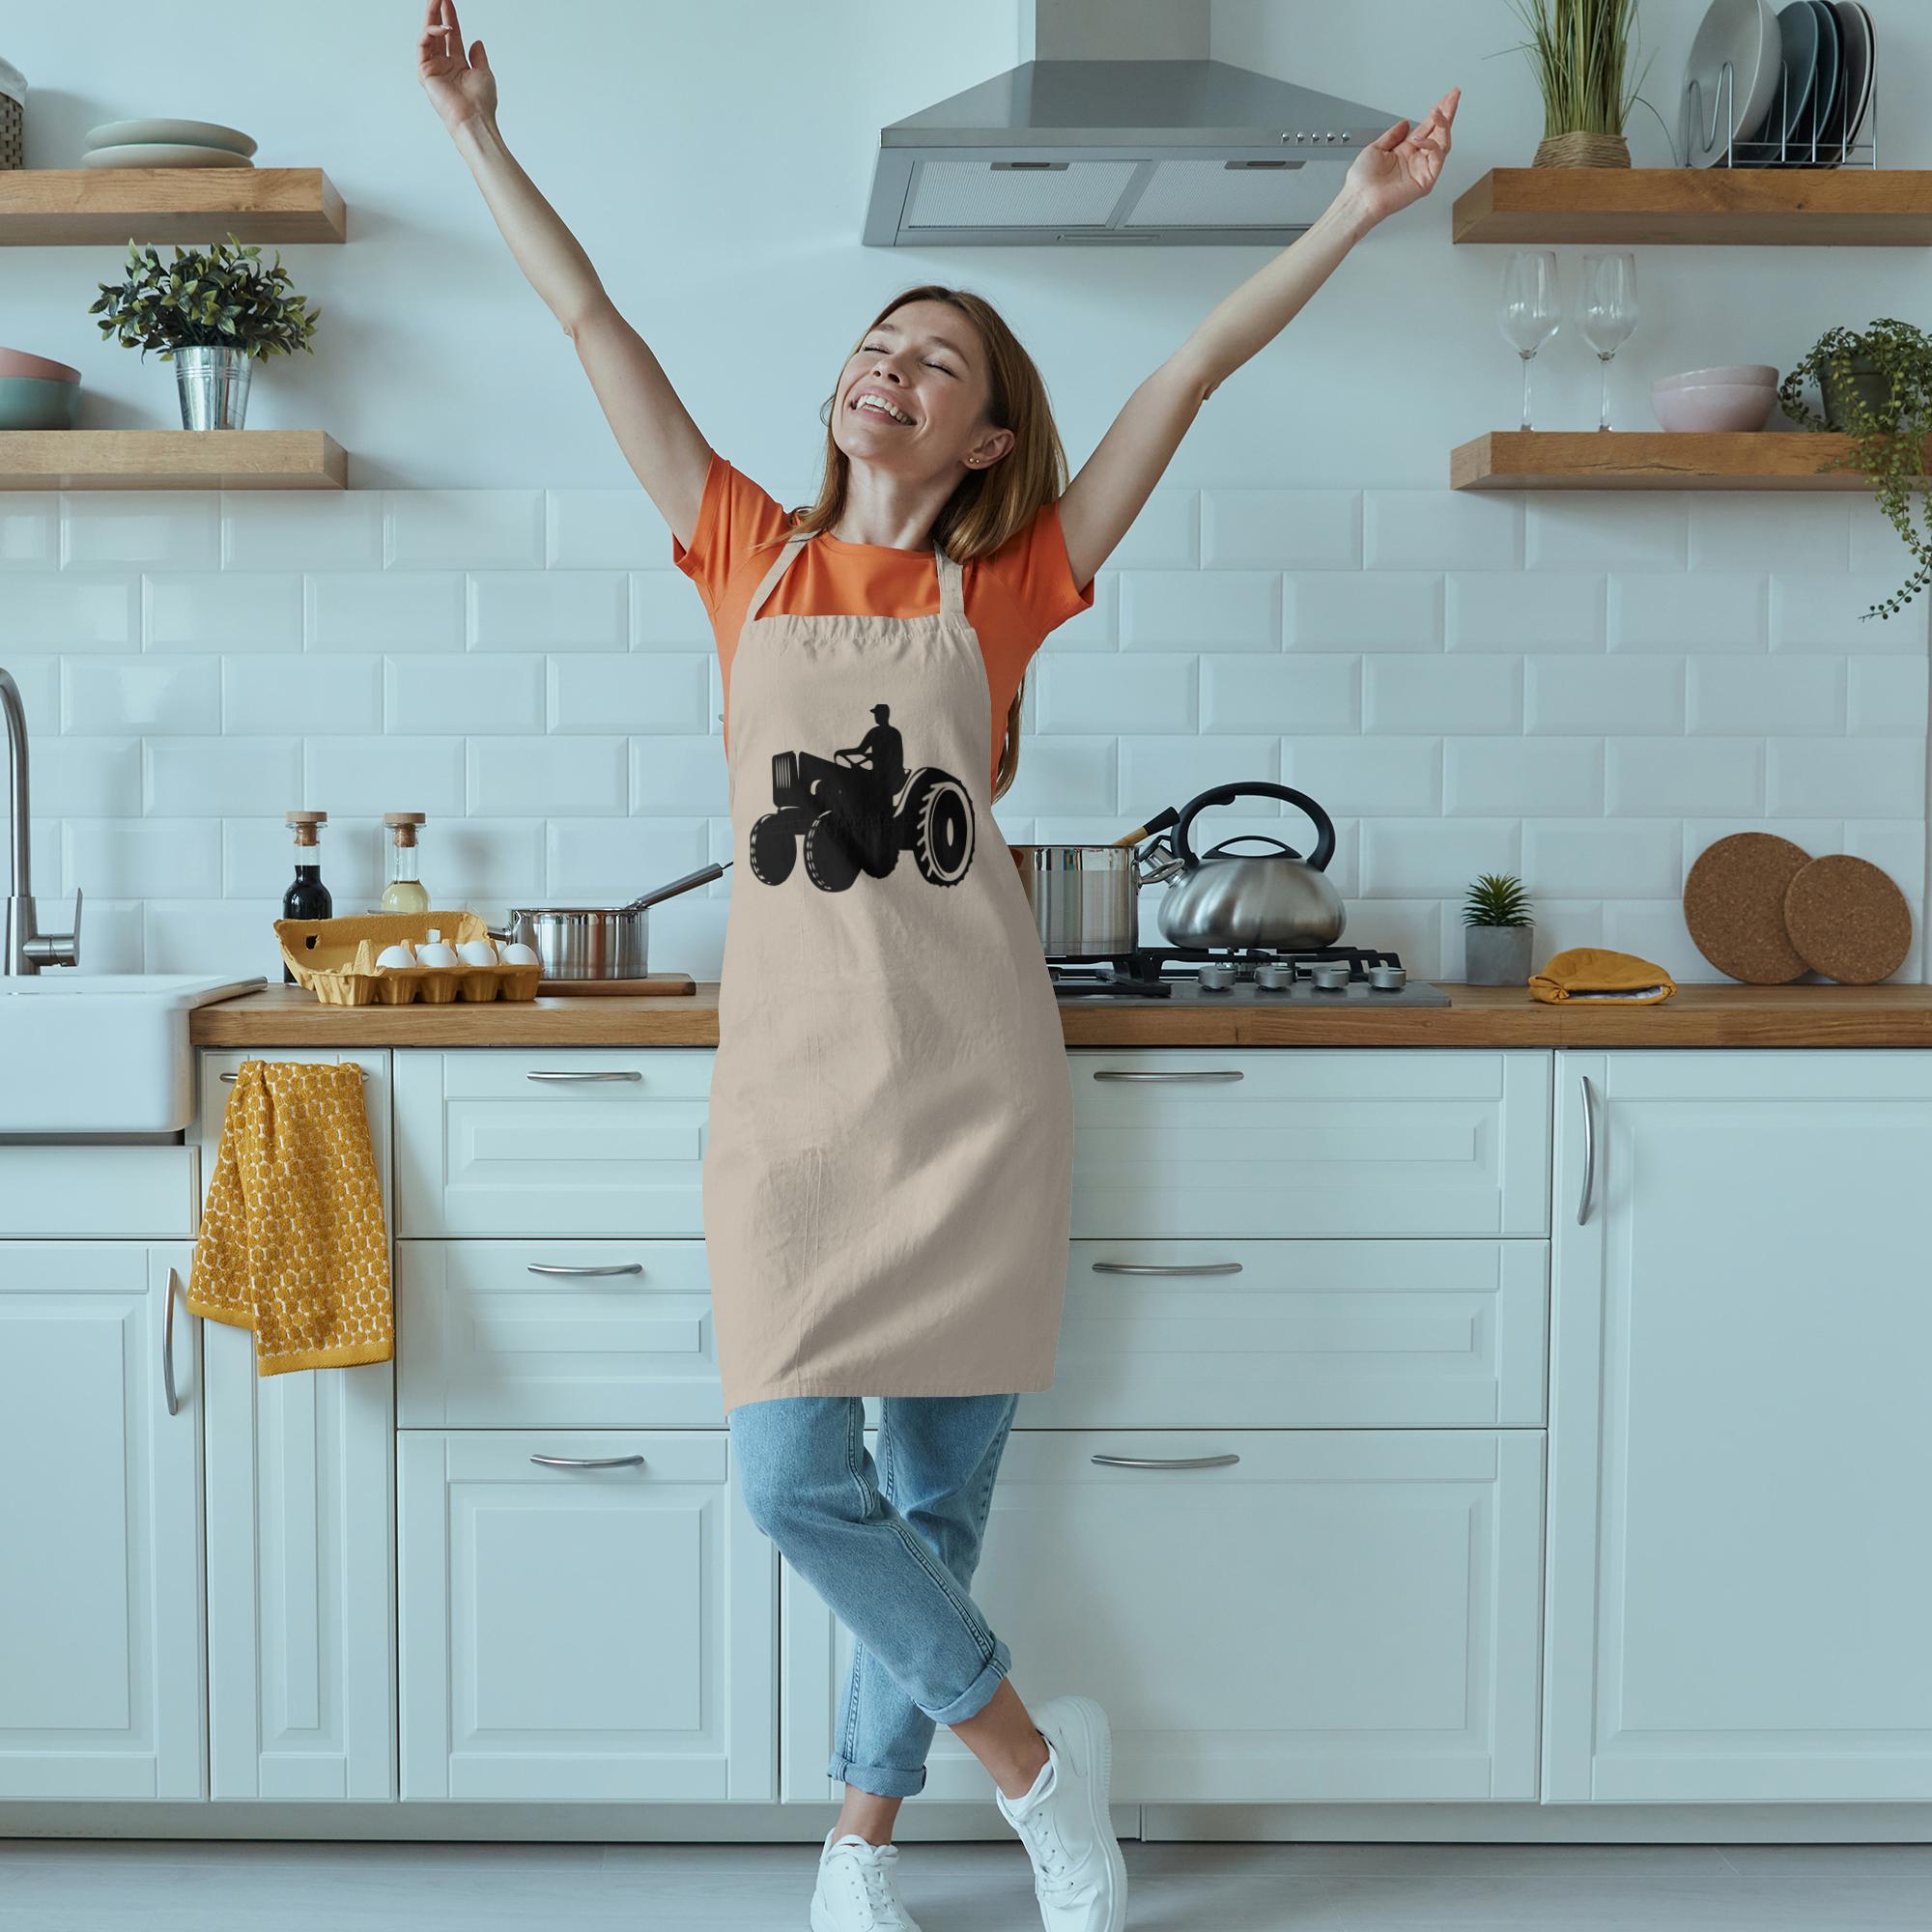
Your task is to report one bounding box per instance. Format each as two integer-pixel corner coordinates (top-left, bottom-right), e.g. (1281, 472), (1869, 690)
(2, 667), (82, 974)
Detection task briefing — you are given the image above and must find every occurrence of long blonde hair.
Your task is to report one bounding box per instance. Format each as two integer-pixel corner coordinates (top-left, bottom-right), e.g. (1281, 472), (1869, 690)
(764, 285), (1072, 801)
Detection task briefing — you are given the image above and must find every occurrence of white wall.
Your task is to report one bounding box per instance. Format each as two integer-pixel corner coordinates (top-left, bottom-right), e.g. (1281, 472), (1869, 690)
(1, 0), (1926, 981)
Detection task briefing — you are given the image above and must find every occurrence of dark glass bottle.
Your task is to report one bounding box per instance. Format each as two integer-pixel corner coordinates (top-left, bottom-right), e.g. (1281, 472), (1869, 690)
(282, 810), (332, 985)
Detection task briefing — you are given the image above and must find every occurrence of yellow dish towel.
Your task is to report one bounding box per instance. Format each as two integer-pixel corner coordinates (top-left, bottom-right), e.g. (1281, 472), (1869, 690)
(1528, 946), (1677, 1005)
(187, 1060), (393, 1376)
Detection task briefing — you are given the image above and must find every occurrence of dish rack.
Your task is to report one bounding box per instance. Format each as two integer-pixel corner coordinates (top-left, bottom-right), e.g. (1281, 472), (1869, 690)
(1685, 43), (1877, 169)
(275, 910), (541, 1006)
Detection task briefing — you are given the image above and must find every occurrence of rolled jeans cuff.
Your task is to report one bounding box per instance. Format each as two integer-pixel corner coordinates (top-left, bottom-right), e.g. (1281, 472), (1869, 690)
(825, 1751), (927, 1799)
(920, 1634), (1012, 1728)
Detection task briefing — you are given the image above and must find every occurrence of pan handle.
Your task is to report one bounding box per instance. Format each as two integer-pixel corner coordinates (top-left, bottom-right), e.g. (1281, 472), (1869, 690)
(621, 862), (728, 914)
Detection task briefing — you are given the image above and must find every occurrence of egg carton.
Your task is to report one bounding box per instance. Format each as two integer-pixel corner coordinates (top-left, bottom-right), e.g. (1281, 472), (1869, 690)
(275, 909), (542, 1007)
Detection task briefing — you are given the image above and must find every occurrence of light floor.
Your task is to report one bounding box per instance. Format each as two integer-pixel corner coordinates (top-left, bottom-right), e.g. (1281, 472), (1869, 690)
(1, 1839), (1928, 1931)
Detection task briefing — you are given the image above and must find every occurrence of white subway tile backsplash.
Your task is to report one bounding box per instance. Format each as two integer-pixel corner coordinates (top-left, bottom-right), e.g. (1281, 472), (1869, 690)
(1361, 819), (1521, 900)
(27, 738), (142, 818)
(549, 655), (709, 733)
(630, 737), (731, 816)
(1608, 573), (1768, 653)
(307, 573), (465, 652)
(1105, 489), (1196, 569)
(548, 490), (666, 569)
(1526, 655), (1684, 735)
(146, 738), (301, 816)
(0, 575), (139, 652)
(1288, 573), (1441, 651)
(303, 737), (466, 817)
(1689, 497), (1850, 574)
(1843, 819), (1926, 894)
(1036, 654), (1195, 734)
(224, 816), (383, 902)
(1524, 819), (1681, 897)
(145, 898), (282, 978)
(437, 818), (549, 902)
(1445, 738), (1603, 816)
(1201, 655), (1357, 734)
(386, 654), (545, 734)
(1120, 736), (1280, 812)
(1341, 898), (1445, 979)
(65, 493), (218, 570)
(1283, 736), (1441, 817)
(1849, 503), (1916, 575)
(0, 495), (57, 568)
(1365, 491), (1521, 571)
(1364, 655), (1520, 734)
(1771, 578), (1932, 652)
(1606, 738), (1761, 816)
(1120, 570), (1279, 650)
(1526, 495), (1688, 572)
(469, 571), (629, 651)
(63, 655), (220, 734)
(385, 490), (544, 569)
(989, 737), (1117, 818)
(1687, 656), (1844, 735)
(1847, 657), (1930, 735)
(146, 573), (304, 652)
(1514, 898), (1605, 958)
(1201, 490), (1360, 571)
(225, 656), (384, 736)
(222, 493), (384, 571)
(0, 656), (57, 733)
(545, 817), (708, 897)
(1766, 738), (1924, 818)
(468, 736), (629, 815)
(63, 819), (220, 899)
(631, 570), (718, 649)
(1599, 899), (1706, 980)
(1447, 573), (1605, 653)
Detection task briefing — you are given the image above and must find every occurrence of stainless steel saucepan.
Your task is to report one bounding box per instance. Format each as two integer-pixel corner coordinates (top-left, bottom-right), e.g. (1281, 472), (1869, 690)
(491, 862), (729, 980)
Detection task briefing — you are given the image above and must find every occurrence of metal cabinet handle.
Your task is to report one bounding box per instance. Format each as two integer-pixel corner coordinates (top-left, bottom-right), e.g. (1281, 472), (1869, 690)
(162, 1267), (182, 1417)
(526, 1262), (643, 1278)
(1577, 1072), (1597, 1226)
(1092, 1069), (1243, 1083)
(221, 1065), (366, 1082)
(525, 1069), (642, 1083)
(529, 1453), (646, 1469)
(1090, 1452), (1241, 1469)
(1091, 1260), (1243, 1276)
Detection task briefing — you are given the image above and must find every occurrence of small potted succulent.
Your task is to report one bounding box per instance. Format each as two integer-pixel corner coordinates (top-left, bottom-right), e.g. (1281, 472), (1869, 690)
(88, 232), (320, 431)
(1506, 0), (1650, 168)
(1463, 872), (1536, 985)
(1778, 319), (1932, 620)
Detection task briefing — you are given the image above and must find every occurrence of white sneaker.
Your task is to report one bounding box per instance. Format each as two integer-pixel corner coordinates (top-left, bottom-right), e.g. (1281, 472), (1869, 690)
(994, 1693), (1128, 1932)
(810, 1827), (923, 1932)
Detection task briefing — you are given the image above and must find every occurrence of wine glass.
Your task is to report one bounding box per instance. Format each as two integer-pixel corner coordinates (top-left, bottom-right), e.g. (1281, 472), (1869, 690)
(1498, 252), (1560, 431)
(1579, 252), (1638, 432)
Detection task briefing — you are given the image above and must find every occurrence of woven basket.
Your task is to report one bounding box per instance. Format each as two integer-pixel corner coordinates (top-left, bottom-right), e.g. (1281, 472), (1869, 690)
(1532, 131), (1631, 168)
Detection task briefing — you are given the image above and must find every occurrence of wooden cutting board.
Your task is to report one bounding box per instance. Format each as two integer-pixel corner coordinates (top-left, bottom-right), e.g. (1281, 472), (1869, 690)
(1782, 855), (1913, 984)
(1682, 833), (1814, 983)
(536, 973), (696, 997)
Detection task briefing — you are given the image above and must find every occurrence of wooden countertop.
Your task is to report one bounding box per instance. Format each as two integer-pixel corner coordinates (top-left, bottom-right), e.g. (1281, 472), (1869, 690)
(190, 980), (1932, 1048)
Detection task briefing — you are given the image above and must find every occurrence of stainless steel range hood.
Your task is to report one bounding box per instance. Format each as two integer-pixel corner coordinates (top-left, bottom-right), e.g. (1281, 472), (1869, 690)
(864, 0), (1398, 247)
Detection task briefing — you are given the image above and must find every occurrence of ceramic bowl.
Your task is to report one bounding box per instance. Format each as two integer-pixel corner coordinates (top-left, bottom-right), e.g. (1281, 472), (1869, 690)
(0, 346), (80, 384)
(1651, 381), (1778, 433)
(1654, 364), (1779, 392)
(0, 377), (82, 430)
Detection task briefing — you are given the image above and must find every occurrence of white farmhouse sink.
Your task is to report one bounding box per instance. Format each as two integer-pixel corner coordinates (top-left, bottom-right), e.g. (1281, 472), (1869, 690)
(0, 973), (266, 1134)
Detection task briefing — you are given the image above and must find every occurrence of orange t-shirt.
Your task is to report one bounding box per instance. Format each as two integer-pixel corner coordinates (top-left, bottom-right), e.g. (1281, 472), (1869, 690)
(670, 449), (1095, 791)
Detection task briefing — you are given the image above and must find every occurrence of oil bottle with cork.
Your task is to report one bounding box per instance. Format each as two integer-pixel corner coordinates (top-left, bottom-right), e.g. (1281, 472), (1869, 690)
(282, 810), (332, 985)
(382, 811), (431, 914)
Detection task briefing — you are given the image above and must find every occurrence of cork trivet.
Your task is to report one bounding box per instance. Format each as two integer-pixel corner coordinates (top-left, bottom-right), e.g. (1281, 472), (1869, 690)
(1682, 833), (1813, 983)
(1781, 855), (1913, 985)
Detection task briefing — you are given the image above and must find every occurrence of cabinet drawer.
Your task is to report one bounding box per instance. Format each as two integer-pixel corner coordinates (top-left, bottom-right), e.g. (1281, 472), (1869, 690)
(397, 1239), (722, 1429)
(0, 1145), (199, 1238)
(394, 1049), (712, 1237)
(1009, 1238), (1548, 1429)
(1067, 1048), (1550, 1238)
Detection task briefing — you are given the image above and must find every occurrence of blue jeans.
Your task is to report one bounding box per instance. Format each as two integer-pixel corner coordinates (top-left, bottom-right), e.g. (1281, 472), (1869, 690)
(729, 1391), (1021, 1799)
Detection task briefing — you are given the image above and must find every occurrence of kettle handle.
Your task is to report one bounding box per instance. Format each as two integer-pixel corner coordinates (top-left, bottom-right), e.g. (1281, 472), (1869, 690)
(1173, 782), (1336, 872)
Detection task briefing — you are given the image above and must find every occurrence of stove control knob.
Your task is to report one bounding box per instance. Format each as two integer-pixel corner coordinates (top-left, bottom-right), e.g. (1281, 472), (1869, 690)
(1367, 963), (1407, 991)
(1196, 960), (1236, 991)
(1255, 960), (1294, 990)
(1310, 961), (1350, 991)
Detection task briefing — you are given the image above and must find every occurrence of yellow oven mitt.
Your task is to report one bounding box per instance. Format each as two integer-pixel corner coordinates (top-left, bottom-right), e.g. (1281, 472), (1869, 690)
(187, 1060), (393, 1375)
(1528, 947), (1677, 1005)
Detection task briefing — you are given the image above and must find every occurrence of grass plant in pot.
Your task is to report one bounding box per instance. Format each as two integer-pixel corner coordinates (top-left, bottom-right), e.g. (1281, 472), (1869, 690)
(1778, 319), (1932, 620)
(88, 233), (320, 430)
(1507, 0), (1649, 168)
(1463, 872), (1536, 985)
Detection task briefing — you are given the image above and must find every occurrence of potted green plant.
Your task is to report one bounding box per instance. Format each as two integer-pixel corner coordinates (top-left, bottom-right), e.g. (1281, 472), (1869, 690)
(88, 232), (320, 431)
(1778, 320), (1932, 620)
(1506, 0), (1649, 167)
(1463, 873), (1536, 985)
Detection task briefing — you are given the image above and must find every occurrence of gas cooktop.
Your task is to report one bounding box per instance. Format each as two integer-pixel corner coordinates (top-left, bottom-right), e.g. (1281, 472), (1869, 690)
(1045, 944), (1449, 1007)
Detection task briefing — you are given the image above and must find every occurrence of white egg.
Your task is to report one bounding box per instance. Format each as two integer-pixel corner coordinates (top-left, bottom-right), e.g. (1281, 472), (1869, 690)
(457, 939), (500, 968)
(375, 943), (417, 970)
(417, 942), (460, 968)
(497, 940), (541, 967)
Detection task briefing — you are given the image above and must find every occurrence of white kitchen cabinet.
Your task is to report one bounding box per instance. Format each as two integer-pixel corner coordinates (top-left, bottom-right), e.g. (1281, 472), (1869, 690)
(397, 1430), (774, 1803)
(1066, 1048), (1550, 1238)
(782, 1427), (1544, 1805)
(1547, 1050), (1932, 1804)
(0, 1144), (200, 1239)
(393, 1048), (712, 1237)
(0, 1244), (204, 1799)
(194, 1049), (397, 1801)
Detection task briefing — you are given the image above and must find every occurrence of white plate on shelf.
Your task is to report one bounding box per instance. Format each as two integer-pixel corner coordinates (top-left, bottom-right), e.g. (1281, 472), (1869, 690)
(80, 143), (255, 170)
(1683, 0), (1781, 165)
(1831, 0), (1876, 156)
(83, 116), (257, 157)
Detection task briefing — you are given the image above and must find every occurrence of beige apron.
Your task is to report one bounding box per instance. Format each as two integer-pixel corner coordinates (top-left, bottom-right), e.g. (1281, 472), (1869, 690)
(701, 526), (1073, 1413)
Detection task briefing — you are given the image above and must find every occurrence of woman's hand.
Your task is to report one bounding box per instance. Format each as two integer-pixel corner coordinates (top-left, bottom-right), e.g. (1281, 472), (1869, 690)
(417, 0), (497, 133)
(1342, 86), (1461, 229)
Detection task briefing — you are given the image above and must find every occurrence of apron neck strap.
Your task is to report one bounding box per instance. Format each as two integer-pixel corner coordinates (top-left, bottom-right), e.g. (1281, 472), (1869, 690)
(745, 527), (812, 624)
(743, 526), (966, 625)
(932, 538), (964, 620)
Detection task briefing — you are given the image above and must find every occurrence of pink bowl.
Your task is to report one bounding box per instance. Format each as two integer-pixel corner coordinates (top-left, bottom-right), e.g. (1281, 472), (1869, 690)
(0, 345), (81, 384)
(1654, 364), (1778, 393)
(1651, 382), (1777, 433)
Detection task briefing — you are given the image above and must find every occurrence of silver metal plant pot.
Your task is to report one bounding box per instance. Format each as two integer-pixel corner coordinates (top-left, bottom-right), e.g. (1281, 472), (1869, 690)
(175, 345), (253, 430)
(1463, 923), (1535, 986)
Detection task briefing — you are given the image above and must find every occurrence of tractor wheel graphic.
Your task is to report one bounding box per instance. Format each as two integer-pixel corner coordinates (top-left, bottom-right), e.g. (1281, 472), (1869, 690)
(748, 811), (796, 885)
(803, 810), (862, 893)
(905, 770), (975, 886)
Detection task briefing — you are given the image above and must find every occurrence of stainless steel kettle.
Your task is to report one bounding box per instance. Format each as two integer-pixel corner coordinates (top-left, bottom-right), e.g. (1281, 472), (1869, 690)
(1141, 782), (1345, 950)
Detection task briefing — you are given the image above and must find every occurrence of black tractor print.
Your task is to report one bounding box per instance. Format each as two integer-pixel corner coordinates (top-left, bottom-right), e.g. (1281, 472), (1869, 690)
(748, 703), (976, 893)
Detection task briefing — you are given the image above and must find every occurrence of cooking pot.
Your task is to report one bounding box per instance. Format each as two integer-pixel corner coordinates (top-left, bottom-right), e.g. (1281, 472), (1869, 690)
(1009, 808), (1180, 958)
(491, 862), (727, 980)
(1145, 782), (1345, 951)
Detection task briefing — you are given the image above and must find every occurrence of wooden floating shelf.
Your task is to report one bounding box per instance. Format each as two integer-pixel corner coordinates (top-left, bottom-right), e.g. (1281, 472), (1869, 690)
(0, 431), (347, 490)
(1452, 167), (1932, 246)
(1450, 431), (1931, 492)
(0, 168), (344, 245)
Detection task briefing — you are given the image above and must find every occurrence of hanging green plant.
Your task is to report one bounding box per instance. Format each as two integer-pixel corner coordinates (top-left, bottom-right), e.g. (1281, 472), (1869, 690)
(1777, 319), (1932, 620)
(88, 232), (321, 362)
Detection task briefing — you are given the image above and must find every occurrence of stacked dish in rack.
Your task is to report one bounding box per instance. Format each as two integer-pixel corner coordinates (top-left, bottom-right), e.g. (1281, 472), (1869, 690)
(80, 116), (258, 169)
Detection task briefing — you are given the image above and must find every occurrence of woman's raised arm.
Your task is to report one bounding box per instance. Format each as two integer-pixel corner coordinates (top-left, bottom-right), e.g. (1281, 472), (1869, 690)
(417, 0), (712, 545)
(1056, 87), (1460, 593)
